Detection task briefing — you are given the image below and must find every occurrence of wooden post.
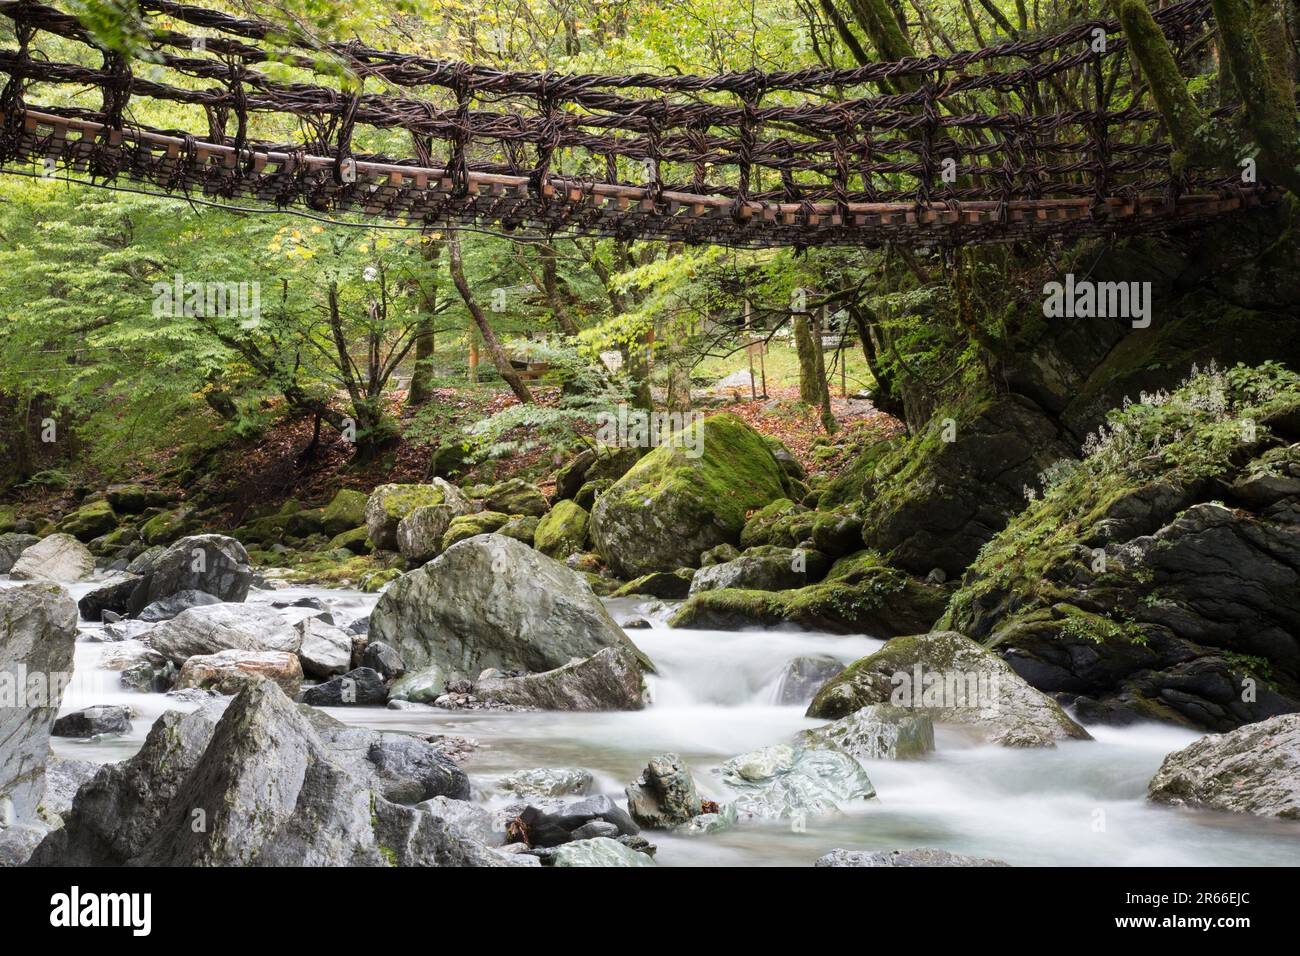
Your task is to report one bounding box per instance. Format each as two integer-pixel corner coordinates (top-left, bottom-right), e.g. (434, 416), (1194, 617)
(748, 345), (757, 401)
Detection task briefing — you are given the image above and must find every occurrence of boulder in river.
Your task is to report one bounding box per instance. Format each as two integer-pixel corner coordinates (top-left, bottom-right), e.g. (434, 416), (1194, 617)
(299, 667), (389, 707)
(472, 646), (647, 711)
(8, 533), (94, 582)
(815, 848), (1009, 867)
(76, 572), (143, 622)
(717, 744), (875, 820)
(0, 533), (38, 574)
(589, 412), (790, 577)
(148, 603), (300, 666)
(294, 617), (353, 678)
(175, 649), (304, 697)
(365, 480), (468, 551)
(396, 503), (470, 565)
(361, 641), (406, 680)
(29, 681), (499, 866)
(797, 704), (935, 760)
(551, 837), (655, 867)
(688, 548), (821, 594)
(500, 768), (593, 798)
(125, 534), (252, 614)
(137, 589), (223, 622)
(775, 654), (844, 705)
(1146, 713), (1300, 819)
(0, 585), (78, 828)
(624, 753), (703, 828)
(807, 631), (1091, 747)
(369, 534), (651, 682)
(51, 706), (133, 739)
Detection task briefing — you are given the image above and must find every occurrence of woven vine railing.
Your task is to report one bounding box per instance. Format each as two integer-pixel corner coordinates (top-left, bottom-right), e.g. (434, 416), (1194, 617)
(0, 0), (1280, 246)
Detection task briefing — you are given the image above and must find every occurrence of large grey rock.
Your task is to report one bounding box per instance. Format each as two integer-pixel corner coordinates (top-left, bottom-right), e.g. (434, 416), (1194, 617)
(9, 534), (94, 582)
(29, 681), (499, 866)
(294, 617), (352, 678)
(126, 534), (252, 614)
(472, 647), (647, 711)
(52, 706), (133, 739)
(815, 848), (1009, 867)
(0, 584), (78, 826)
(500, 768), (593, 798)
(175, 649), (303, 697)
(370, 534), (650, 681)
(624, 753), (702, 828)
(365, 481), (468, 551)
(0, 533), (38, 574)
(418, 796), (502, 845)
(148, 603), (300, 666)
(396, 503), (470, 565)
(717, 744), (875, 820)
(137, 589), (222, 623)
(808, 631), (1092, 748)
(797, 704), (935, 760)
(689, 552), (810, 594)
(1147, 713), (1300, 819)
(299, 667), (388, 706)
(775, 654), (843, 705)
(76, 573), (142, 622)
(551, 837), (655, 867)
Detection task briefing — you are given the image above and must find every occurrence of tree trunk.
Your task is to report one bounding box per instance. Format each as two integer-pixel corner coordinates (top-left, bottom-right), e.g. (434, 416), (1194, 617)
(793, 313), (821, 404)
(407, 238), (442, 407)
(810, 308), (839, 434)
(447, 229), (534, 404)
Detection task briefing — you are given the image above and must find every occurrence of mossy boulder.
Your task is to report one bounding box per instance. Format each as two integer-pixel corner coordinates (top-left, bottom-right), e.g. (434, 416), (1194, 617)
(610, 569), (695, 599)
(472, 478), (548, 517)
(739, 498), (816, 550)
(574, 478), (612, 511)
(555, 446), (642, 500)
(319, 489), (369, 537)
(498, 515), (540, 546)
(56, 499), (118, 542)
(669, 551), (948, 636)
(535, 500), (590, 559)
(140, 507), (197, 546)
(806, 631), (1091, 747)
(105, 483), (149, 515)
(689, 547), (827, 594)
(328, 526), (373, 555)
(396, 504), (470, 565)
(440, 511), (510, 551)
(0, 504), (17, 533)
(590, 413), (789, 577)
(364, 481), (467, 551)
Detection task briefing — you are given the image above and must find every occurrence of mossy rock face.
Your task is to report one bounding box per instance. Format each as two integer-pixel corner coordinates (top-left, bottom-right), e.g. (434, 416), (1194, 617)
(232, 514), (289, 546)
(818, 436), (899, 511)
(859, 394), (1073, 577)
(810, 509), (865, 559)
(740, 499), (815, 550)
(942, 364), (1300, 731)
(700, 542), (742, 566)
(805, 631), (1090, 748)
(669, 554), (948, 637)
(320, 489), (369, 537)
(284, 508), (326, 538)
(362, 568), (403, 593)
(474, 478), (548, 517)
(590, 414), (788, 578)
(328, 526), (373, 555)
(555, 446), (641, 500)
(365, 481), (467, 551)
(0, 505), (16, 533)
(611, 569), (695, 599)
(534, 500), (589, 559)
(56, 499), (118, 542)
(498, 515), (540, 546)
(574, 478), (612, 511)
(140, 507), (197, 546)
(440, 511), (510, 551)
(105, 483), (149, 515)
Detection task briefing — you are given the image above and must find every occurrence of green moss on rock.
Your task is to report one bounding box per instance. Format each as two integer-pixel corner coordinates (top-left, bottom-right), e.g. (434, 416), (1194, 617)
(534, 500), (590, 558)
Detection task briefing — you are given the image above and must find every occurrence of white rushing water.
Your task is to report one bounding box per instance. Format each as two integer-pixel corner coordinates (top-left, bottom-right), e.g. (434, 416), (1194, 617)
(11, 576), (1300, 867)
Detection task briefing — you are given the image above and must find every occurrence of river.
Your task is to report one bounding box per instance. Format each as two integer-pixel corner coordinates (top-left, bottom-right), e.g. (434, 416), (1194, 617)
(12, 577), (1300, 866)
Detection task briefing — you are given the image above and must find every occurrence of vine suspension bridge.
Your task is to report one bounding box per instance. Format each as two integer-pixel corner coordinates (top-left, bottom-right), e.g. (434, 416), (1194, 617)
(0, 0), (1280, 247)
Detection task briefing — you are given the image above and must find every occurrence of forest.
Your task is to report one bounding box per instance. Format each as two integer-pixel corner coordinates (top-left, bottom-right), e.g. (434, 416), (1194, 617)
(0, 0), (1298, 878)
